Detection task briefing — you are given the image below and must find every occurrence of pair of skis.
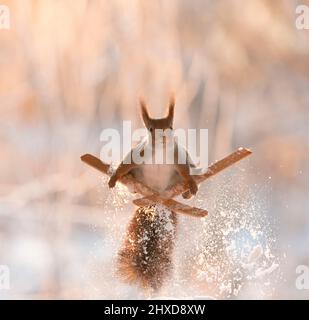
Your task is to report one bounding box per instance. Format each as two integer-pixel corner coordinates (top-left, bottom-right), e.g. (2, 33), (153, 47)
(81, 147), (252, 218)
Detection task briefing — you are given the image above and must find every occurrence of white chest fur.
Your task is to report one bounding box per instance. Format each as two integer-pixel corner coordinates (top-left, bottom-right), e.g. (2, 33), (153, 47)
(136, 138), (177, 192)
(140, 163), (174, 192)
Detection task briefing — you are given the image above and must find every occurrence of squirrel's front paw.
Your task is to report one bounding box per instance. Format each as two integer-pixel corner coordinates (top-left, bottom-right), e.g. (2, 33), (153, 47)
(182, 190), (193, 199)
(108, 175), (117, 188)
(188, 179), (198, 195)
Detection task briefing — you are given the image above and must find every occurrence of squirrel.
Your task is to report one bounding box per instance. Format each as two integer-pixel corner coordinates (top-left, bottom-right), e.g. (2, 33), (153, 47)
(108, 97), (199, 292)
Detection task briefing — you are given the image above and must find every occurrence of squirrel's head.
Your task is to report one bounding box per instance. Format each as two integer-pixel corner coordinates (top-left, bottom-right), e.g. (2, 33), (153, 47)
(139, 96), (175, 147)
(140, 96), (174, 132)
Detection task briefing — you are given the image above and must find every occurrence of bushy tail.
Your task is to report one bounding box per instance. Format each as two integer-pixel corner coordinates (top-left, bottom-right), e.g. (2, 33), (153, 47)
(117, 204), (177, 291)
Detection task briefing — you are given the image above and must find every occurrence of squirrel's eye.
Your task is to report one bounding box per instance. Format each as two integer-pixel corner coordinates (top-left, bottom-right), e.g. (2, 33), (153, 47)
(149, 127), (153, 132)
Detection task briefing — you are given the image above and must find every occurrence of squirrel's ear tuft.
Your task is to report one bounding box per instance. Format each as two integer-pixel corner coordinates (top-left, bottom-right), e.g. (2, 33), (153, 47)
(139, 98), (150, 128)
(167, 95), (175, 125)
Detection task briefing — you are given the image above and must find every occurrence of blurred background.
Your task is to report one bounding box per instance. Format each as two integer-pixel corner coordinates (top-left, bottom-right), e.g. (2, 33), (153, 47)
(0, 0), (308, 299)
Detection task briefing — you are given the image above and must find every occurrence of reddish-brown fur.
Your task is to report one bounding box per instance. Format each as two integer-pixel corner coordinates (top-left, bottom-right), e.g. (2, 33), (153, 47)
(117, 205), (177, 291)
(110, 97), (195, 291)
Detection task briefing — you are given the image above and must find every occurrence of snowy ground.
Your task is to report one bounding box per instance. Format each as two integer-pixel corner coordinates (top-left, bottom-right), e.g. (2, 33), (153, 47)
(0, 159), (289, 299)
